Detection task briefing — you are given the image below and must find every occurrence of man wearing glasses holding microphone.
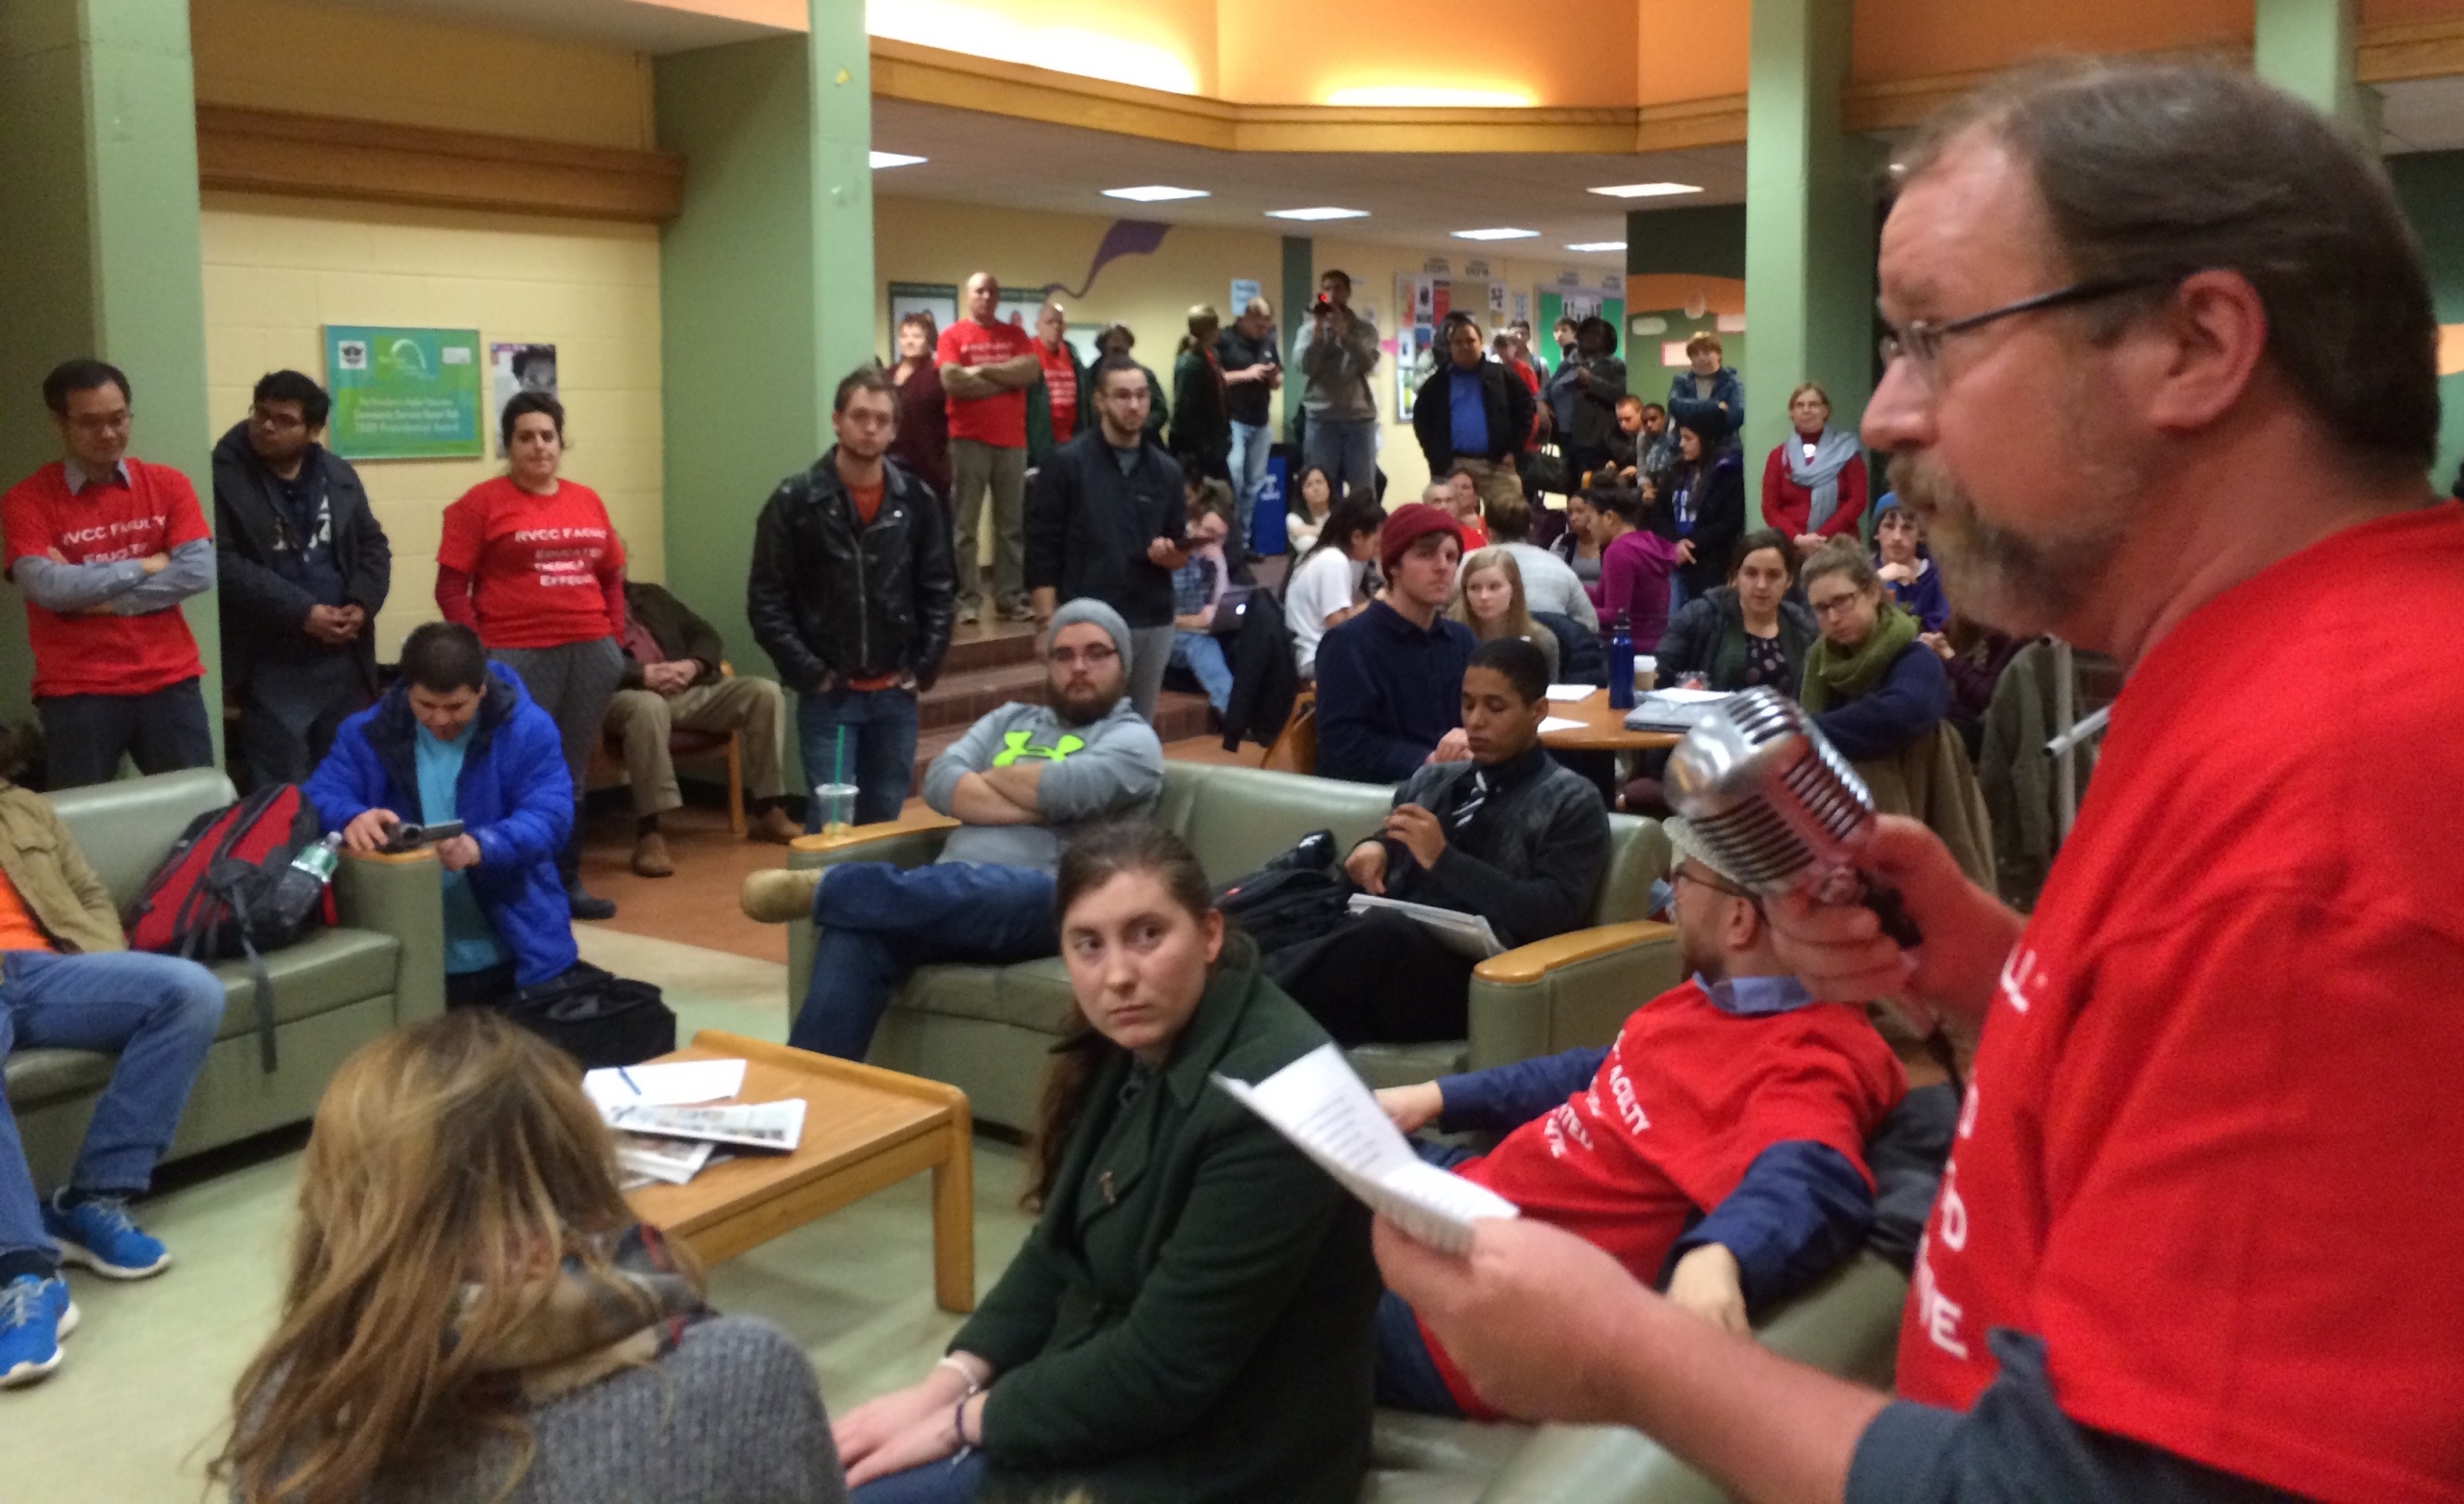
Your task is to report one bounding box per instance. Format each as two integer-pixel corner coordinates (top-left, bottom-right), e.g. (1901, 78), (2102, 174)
(1377, 60), (2464, 1504)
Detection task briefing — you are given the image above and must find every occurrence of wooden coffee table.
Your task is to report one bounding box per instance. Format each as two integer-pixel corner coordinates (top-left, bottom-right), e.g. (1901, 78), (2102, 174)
(624, 1031), (975, 1313)
(1540, 688), (1685, 752)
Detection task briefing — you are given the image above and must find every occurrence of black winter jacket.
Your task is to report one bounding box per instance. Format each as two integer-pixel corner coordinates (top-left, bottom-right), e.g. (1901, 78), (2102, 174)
(1653, 451), (1748, 594)
(746, 451), (956, 695)
(1411, 359), (1536, 472)
(1654, 585), (1817, 695)
(1025, 430), (1188, 628)
(211, 421), (392, 696)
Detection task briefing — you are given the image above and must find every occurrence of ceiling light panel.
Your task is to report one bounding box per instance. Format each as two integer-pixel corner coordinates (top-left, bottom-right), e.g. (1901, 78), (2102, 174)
(870, 151), (928, 169)
(1451, 227), (1540, 241)
(1588, 182), (1704, 198)
(1565, 241), (1627, 252)
(1267, 207), (1371, 221)
(1103, 185), (1210, 202)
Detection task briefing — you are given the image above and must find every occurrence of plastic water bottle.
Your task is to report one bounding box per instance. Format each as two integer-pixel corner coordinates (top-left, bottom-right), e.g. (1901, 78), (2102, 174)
(1607, 611), (1635, 711)
(291, 832), (342, 881)
(265, 833), (343, 928)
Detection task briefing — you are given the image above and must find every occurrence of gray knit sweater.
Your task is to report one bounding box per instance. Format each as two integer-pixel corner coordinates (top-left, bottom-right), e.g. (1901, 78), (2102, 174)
(346, 1317), (847, 1504)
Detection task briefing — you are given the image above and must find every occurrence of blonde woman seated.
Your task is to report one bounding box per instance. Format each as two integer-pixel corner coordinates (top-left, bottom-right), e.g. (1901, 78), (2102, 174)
(833, 823), (1378, 1504)
(1448, 547), (1560, 680)
(215, 1012), (845, 1504)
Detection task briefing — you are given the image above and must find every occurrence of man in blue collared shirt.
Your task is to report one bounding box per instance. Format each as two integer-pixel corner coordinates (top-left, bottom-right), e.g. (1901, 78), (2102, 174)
(1412, 315), (1534, 526)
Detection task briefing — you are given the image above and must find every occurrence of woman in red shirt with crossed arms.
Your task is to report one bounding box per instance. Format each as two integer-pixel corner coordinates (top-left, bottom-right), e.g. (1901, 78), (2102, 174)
(435, 392), (628, 921)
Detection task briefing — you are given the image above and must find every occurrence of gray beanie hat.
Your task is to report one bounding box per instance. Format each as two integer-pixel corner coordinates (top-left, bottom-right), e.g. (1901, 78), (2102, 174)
(1047, 598), (1132, 659)
(1662, 816), (1752, 890)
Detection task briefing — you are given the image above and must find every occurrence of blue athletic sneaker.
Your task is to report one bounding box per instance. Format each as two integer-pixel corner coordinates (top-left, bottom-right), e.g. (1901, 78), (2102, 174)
(42, 1191), (170, 1280)
(0, 1274), (77, 1389)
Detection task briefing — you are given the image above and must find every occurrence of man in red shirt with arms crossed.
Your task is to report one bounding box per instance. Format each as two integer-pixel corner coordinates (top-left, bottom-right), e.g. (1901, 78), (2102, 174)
(1, 361), (217, 787)
(1377, 60), (2464, 1504)
(939, 271), (1042, 625)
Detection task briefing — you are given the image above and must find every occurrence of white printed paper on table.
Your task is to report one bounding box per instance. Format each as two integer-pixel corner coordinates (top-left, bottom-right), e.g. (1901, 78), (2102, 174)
(1537, 715), (1586, 735)
(583, 1058), (747, 1110)
(1214, 1043), (1518, 1255)
(1544, 684), (1598, 702)
(603, 1099), (808, 1154)
(613, 1132), (715, 1185)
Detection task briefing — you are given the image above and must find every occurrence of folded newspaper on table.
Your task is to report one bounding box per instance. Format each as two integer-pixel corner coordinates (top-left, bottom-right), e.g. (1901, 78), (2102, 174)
(614, 1131), (715, 1186)
(1345, 894), (1504, 959)
(1213, 1043), (1517, 1255)
(603, 1099), (807, 1154)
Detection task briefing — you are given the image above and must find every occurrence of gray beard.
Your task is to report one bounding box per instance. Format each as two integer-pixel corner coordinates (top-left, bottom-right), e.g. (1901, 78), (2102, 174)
(1887, 451), (2126, 638)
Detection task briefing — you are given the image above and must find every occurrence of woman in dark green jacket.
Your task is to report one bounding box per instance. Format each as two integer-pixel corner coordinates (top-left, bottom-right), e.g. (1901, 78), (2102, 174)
(1652, 527), (1817, 696)
(833, 824), (1378, 1504)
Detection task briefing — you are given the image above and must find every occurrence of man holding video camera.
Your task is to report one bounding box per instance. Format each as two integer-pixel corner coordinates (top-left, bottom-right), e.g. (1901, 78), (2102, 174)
(305, 621), (578, 1008)
(1296, 268), (1382, 499)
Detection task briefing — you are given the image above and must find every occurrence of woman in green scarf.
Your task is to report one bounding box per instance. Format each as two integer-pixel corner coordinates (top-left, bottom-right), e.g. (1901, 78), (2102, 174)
(1797, 540), (1950, 760)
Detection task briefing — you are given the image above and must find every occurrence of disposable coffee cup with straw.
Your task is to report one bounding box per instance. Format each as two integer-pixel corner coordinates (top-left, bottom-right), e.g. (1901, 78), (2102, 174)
(813, 725), (860, 834)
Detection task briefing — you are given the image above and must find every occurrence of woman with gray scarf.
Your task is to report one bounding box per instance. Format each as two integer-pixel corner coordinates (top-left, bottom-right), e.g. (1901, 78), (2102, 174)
(1759, 382), (1869, 552)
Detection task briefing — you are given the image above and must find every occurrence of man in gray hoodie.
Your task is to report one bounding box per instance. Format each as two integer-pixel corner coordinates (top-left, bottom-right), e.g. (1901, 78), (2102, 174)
(740, 599), (1165, 1058)
(1295, 268), (1383, 499)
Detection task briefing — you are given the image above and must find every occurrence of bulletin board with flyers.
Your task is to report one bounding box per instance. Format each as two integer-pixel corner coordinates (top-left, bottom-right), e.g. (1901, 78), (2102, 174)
(1395, 273), (1514, 419)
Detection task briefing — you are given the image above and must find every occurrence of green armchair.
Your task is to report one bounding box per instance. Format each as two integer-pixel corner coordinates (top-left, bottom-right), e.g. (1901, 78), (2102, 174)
(4, 768), (446, 1188)
(780, 759), (1683, 1131)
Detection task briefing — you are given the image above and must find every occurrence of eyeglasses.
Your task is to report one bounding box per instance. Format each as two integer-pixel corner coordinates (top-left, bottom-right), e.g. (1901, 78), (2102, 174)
(1051, 645), (1119, 668)
(1806, 591), (1867, 620)
(65, 412), (130, 435)
(1671, 864), (1758, 904)
(1878, 275), (2173, 383)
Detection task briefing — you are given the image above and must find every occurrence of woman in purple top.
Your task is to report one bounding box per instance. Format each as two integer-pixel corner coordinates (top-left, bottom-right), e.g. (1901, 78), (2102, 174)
(1582, 485), (1691, 649)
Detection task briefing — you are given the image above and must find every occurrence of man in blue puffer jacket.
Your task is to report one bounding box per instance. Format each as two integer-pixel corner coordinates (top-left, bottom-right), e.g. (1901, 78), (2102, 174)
(305, 621), (577, 1007)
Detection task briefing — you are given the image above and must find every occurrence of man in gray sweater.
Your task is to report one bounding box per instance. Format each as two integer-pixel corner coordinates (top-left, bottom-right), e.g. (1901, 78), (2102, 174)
(742, 599), (1165, 1058)
(1295, 268), (1383, 499)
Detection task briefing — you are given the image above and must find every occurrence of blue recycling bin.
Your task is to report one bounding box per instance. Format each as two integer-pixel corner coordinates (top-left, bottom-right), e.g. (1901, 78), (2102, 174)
(1251, 451), (1289, 556)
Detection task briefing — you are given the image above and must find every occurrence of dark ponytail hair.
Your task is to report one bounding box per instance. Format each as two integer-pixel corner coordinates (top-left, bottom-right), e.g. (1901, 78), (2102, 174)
(1297, 493), (1386, 574)
(1027, 823), (1228, 1208)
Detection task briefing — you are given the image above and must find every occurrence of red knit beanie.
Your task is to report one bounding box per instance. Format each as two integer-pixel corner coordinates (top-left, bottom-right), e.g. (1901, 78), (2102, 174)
(1377, 501), (1464, 578)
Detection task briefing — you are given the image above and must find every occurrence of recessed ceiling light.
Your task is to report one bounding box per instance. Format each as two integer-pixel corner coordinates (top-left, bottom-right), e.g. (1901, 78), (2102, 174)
(1267, 207), (1371, 221)
(870, 151), (927, 169)
(1324, 87), (1534, 108)
(1451, 227), (1540, 241)
(1566, 241), (1627, 252)
(1103, 185), (1210, 202)
(1588, 182), (1704, 198)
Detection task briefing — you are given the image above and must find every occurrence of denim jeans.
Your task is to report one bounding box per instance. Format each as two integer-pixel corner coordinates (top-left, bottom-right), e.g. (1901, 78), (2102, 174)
(1171, 630), (1233, 715)
(1374, 1289), (1466, 1415)
(849, 1452), (986, 1504)
(1304, 415), (1379, 500)
(1228, 419), (1272, 548)
(0, 950), (225, 1258)
(797, 687), (922, 830)
(790, 861), (1059, 1059)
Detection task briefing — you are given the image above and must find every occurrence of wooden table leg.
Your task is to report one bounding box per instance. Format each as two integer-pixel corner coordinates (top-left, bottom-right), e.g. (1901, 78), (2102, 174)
(931, 1103), (976, 1313)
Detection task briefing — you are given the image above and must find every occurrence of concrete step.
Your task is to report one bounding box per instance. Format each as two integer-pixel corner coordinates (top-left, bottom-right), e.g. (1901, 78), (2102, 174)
(918, 660), (1049, 731)
(908, 692), (1213, 788)
(941, 618), (1040, 676)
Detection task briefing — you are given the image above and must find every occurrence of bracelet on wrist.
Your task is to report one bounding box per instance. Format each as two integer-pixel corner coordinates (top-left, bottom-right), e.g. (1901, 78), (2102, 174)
(935, 1355), (984, 1395)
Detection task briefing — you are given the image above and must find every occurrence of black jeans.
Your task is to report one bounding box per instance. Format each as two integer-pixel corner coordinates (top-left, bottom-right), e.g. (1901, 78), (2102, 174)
(1267, 907), (1475, 1046)
(38, 677), (214, 788)
(235, 650), (368, 792)
(445, 961), (519, 1010)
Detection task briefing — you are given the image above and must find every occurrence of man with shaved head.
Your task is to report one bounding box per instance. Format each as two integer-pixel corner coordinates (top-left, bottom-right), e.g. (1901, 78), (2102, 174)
(937, 271), (1041, 624)
(1375, 60), (2464, 1504)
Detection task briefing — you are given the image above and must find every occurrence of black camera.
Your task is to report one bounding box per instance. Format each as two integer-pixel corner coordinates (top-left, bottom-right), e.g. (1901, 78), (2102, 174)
(1311, 293), (1337, 317)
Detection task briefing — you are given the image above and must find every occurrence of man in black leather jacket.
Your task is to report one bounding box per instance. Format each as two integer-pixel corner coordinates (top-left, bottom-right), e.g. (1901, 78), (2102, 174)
(747, 366), (957, 828)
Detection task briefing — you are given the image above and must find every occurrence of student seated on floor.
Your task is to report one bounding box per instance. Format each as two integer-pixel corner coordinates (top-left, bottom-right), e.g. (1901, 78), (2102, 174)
(738, 600), (1166, 1060)
(1369, 816), (1907, 1419)
(1270, 638), (1608, 1047)
(832, 824), (1377, 1504)
(0, 752), (224, 1389)
(215, 1010), (845, 1503)
(304, 622), (578, 1009)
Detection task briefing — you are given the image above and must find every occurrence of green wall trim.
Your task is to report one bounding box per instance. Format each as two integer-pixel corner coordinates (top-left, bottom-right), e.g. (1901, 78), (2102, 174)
(1627, 205), (1747, 278)
(2389, 150), (2464, 491)
(2255, 0), (2368, 140)
(0, 0), (220, 758)
(1281, 235), (1315, 372)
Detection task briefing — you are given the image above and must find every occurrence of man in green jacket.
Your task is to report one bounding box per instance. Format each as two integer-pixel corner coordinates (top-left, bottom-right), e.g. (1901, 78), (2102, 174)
(0, 777), (225, 1389)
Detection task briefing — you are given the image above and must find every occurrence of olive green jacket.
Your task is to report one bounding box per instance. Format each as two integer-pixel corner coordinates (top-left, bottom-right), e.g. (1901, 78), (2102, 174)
(957, 953), (1377, 1504)
(0, 782), (123, 955)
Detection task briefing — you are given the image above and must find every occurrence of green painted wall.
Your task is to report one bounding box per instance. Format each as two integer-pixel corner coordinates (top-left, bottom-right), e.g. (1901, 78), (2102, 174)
(2255, 0), (2367, 138)
(2389, 150), (2464, 491)
(0, 0), (221, 764)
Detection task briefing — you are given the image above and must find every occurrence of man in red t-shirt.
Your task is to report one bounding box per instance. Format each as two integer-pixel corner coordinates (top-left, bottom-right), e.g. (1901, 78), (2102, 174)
(937, 272), (1042, 625)
(0, 360), (217, 787)
(1373, 62), (2464, 1504)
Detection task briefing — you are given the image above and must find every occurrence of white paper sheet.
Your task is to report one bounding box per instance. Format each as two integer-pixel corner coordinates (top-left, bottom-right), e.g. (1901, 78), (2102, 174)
(1346, 894), (1505, 958)
(1642, 687), (1730, 705)
(1537, 715), (1586, 734)
(603, 1098), (807, 1153)
(1214, 1043), (1518, 1255)
(1544, 684), (1598, 701)
(613, 1132), (715, 1185)
(583, 1058), (747, 1110)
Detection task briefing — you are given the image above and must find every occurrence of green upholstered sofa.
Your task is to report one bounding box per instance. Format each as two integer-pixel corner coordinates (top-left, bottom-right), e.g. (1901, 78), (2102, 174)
(5, 768), (446, 1189)
(783, 759), (1683, 1133)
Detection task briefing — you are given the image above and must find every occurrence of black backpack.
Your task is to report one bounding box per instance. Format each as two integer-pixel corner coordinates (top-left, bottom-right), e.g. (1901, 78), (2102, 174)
(503, 961), (678, 1070)
(1216, 829), (1351, 954)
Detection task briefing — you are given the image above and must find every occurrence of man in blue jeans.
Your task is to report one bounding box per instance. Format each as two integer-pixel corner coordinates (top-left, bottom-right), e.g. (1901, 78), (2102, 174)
(748, 366), (958, 829)
(0, 774), (224, 1388)
(1168, 503), (1235, 717)
(740, 599), (1164, 1058)
(1295, 269), (1382, 499)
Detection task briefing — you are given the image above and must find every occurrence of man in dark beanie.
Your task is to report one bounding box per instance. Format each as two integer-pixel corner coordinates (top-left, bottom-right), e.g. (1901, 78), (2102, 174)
(1313, 501), (1477, 782)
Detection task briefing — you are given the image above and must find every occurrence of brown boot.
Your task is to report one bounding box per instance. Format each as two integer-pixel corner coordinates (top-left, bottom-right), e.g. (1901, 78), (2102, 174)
(630, 830), (675, 879)
(740, 866), (826, 924)
(747, 804), (802, 846)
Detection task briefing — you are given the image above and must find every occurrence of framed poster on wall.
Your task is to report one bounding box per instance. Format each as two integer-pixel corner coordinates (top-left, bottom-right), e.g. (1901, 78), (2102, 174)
(323, 325), (483, 460)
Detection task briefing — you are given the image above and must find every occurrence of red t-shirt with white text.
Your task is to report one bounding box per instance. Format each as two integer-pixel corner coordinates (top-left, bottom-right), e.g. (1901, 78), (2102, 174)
(1, 459), (207, 697)
(1036, 341), (1079, 444)
(1430, 979), (1903, 1413)
(937, 318), (1036, 448)
(437, 476), (626, 649)
(1894, 505), (2464, 1504)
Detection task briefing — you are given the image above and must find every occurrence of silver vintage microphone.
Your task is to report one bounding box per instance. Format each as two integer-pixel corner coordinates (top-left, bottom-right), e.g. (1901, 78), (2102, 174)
(1664, 687), (1958, 1085)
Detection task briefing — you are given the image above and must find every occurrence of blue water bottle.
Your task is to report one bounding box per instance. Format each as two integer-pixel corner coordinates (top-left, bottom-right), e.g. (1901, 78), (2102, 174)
(1607, 610), (1635, 711)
